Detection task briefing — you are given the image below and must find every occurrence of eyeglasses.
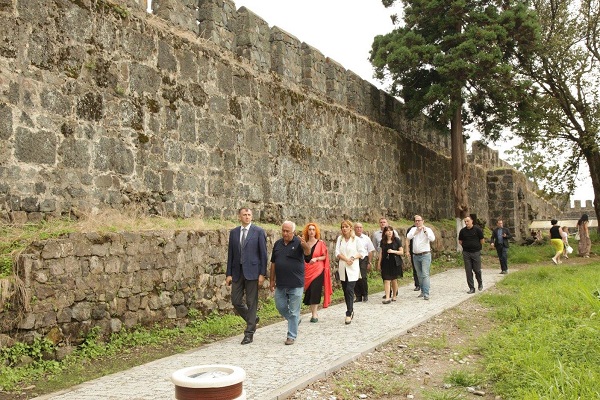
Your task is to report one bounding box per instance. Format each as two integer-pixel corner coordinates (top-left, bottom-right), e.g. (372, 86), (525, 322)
(414, 219), (422, 222)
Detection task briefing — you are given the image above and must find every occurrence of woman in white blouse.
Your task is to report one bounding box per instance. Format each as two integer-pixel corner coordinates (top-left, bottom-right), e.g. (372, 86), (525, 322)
(335, 220), (367, 324)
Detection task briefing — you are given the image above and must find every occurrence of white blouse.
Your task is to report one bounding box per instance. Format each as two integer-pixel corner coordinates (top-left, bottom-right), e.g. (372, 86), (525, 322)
(335, 235), (367, 281)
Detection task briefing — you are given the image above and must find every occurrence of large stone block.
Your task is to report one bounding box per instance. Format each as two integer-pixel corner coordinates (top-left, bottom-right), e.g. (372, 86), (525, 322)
(154, 0), (198, 34)
(14, 127), (57, 165)
(301, 43), (327, 95)
(198, 0), (237, 51)
(93, 137), (135, 175)
(58, 139), (91, 169)
(235, 7), (271, 72)
(270, 26), (302, 84)
(325, 58), (347, 105)
(129, 63), (161, 95)
(76, 92), (104, 121)
(0, 103), (13, 140)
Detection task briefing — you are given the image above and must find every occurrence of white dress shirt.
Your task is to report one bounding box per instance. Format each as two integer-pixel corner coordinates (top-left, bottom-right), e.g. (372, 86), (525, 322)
(406, 226), (435, 254)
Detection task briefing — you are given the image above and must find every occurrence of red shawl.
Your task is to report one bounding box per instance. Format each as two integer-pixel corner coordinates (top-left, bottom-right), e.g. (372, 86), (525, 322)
(304, 240), (333, 308)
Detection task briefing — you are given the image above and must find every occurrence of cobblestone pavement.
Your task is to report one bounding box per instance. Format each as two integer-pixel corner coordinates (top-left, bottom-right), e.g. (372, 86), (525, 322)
(34, 267), (506, 400)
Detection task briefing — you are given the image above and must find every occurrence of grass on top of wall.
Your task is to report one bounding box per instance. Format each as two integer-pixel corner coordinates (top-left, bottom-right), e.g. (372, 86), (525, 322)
(0, 209), (455, 279)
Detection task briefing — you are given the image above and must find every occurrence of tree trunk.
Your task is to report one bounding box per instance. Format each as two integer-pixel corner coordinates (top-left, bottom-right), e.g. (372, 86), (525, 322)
(583, 148), (600, 234)
(451, 107), (469, 220)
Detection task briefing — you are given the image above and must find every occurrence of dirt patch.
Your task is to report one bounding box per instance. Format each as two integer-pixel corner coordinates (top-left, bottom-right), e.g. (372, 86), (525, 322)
(290, 286), (500, 400)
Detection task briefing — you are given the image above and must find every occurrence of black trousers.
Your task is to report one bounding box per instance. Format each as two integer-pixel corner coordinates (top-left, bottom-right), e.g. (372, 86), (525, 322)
(341, 280), (357, 317)
(354, 257), (369, 299)
(462, 251), (482, 290)
(231, 272), (259, 335)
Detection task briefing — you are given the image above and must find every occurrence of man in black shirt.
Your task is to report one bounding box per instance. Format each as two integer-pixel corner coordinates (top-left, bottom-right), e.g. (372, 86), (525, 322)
(269, 221), (311, 345)
(458, 216), (485, 294)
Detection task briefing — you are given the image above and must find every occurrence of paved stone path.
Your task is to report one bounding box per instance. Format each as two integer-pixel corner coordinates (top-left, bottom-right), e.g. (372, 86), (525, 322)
(34, 267), (506, 400)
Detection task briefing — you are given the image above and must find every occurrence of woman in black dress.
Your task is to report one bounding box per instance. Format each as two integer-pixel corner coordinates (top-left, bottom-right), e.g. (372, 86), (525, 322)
(378, 226), (404, 304)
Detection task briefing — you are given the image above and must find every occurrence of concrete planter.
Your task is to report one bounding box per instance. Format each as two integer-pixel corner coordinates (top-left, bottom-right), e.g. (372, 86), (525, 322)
(171, 364), (246, 399)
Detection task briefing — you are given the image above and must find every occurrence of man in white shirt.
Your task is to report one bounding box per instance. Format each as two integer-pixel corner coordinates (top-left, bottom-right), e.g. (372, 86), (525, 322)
(406, 215), (435, 300)
(354, 223), (375, 302)
(371, 217), (400, 298)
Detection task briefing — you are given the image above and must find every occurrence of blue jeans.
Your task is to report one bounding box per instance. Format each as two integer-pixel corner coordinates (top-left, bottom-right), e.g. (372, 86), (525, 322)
(413, 253), (431, 296)
(496, 246), (508, 271)
(274, 287), (303, 340)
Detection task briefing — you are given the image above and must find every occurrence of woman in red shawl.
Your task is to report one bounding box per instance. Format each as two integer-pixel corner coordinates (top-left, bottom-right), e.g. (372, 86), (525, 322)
(302, 222), (332, 323)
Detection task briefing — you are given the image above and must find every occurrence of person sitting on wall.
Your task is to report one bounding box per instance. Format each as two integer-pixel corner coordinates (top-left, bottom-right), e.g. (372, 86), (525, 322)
(524, 230), (537, 246)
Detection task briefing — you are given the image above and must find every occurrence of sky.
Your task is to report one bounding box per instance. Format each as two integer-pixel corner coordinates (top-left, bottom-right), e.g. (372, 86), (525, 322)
(232, 0), (593, 204)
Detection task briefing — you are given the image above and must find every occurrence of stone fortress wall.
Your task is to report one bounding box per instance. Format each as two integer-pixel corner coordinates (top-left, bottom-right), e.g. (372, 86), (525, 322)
(1, 0), (558, 230)
(561, 200), (596, 220)
(0, 0), (583, 346)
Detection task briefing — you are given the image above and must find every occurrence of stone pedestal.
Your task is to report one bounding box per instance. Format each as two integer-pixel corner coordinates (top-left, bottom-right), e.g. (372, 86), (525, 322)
(171, 364), (246, 399)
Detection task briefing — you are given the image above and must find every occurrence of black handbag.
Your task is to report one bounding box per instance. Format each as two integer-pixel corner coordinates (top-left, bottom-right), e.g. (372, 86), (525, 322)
(394, 255), (403, 268)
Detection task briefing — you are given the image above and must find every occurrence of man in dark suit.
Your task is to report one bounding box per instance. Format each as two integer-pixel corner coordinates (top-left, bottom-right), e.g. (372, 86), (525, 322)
(490, 218), (512, 274)
(226, 207), (268, 345)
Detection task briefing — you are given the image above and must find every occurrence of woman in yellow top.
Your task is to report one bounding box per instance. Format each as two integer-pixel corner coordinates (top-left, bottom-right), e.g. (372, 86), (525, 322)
(549, 219), (565, 265)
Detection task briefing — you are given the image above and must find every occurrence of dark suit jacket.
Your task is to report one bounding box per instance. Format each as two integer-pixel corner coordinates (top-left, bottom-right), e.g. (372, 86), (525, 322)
(226, 224), (268, 282)
(491, 227), (512, 248)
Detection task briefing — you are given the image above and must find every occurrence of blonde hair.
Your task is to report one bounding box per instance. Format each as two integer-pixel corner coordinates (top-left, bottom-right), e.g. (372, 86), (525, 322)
(340, 220), (355, 238)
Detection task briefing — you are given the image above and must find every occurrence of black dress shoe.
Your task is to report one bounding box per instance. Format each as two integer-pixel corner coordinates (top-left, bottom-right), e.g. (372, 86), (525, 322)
(414, 286), (421, 291)
(467, 289), (476, 294)
(478, 284), (483, 291)
(363, 295), (368, 302)
(354, 297), (362, 303)
(241, 334), (253, 345)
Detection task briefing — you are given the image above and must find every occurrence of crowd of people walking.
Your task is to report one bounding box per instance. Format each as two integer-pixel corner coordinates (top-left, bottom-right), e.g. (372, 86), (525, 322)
(226, 207), (593, 345)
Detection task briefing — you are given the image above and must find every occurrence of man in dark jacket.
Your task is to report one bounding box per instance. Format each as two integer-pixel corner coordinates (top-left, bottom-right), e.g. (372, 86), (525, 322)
(226, 207), (268, 345)
(490, 218), (512, 274)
